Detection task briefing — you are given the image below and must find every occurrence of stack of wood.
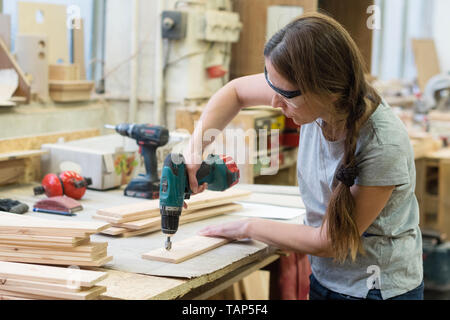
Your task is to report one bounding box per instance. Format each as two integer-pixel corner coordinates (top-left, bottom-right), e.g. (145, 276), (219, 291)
(48, 64), (94, 102)
(0, 212), (112, 266)
(95, 188), (251, 238)
(0, 261), (107, 300)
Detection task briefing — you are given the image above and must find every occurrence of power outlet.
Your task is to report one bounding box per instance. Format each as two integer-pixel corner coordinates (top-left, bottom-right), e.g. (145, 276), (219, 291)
(161, 10), (187, 40)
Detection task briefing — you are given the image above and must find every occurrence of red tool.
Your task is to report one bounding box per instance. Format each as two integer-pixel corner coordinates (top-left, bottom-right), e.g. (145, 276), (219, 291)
(33, 171), (92, 200)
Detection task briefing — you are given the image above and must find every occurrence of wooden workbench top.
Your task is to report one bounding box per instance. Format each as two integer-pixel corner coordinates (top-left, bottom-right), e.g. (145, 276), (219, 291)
(0, 183), (303, 299)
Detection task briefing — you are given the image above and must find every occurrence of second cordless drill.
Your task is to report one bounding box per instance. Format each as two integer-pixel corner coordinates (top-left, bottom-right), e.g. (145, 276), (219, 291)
(105, 123), (169, 199)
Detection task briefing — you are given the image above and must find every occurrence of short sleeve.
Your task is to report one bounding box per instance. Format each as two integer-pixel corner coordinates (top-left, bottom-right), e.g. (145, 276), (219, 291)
(355, 144), (410, 187)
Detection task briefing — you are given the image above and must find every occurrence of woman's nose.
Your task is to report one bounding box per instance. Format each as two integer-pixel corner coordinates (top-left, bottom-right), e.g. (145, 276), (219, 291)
(271, 95), (285, 109)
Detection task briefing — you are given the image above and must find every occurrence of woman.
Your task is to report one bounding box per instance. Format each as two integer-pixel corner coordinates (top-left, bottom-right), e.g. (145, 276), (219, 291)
(183, 13), (424, 300)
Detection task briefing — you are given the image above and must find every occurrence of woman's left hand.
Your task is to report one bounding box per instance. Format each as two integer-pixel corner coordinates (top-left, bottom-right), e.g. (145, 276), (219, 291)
(198, 219), (252, 240)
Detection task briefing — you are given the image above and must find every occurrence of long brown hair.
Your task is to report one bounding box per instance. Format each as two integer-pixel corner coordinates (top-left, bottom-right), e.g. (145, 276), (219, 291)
(264, 12), (381, 263)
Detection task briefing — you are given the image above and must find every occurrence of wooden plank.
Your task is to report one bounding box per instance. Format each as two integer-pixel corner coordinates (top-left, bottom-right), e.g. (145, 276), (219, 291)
(0, 254), (113, 267)
(101, 203), (242, 237)
(0, 234), (87, 245)
(93, 212), (158, 224)
(97, 189), (251, 220)
(73, 19), (86, 79)
(412, 39), (441, 91)
(0, 277), (88, 293)
(49, 64), (80, 81)
(0, 242), (107, 258)
(18, 2), (69, 64)
(0, 159), (25, 186)
(0, 211), (110, 234)
(0, 289), (54, 300)
(100, 227), (127, 236)
(142, 236), (231, 264)
(0, 38), (31, 102)
(0, 249), (107, 262)
(0, 128), (100, 154)
(0, 261), (107, 286)
(0, 14), (11, 50)
(15, 34), (49, 99)
(0, 150), (48, 162)
(0, 283), (106, 300)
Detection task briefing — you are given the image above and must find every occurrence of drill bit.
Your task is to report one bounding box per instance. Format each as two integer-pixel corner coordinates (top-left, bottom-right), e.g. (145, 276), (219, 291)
(165, 236), (172, 251)
(104, 124), (116, 130)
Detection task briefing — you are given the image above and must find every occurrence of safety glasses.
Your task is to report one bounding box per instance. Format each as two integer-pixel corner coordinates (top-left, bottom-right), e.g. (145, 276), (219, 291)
(264, 67), (302, 99)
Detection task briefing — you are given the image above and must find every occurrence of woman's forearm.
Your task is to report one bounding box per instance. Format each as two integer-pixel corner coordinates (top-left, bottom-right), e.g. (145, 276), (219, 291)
(188, 80), (243, 157)
(246, 218), (333, 257)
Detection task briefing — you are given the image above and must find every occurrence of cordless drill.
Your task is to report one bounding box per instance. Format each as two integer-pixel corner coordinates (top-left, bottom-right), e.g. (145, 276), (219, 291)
(105, 123), (169, 199)
(159, 153), (240, 250)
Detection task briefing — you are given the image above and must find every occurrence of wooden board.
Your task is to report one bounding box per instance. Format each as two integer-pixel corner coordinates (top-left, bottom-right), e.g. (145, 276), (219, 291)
(0, 150), (48, 162)
(100, 203), (243, 236)
(0, 254), (113, 267)
(412, 38), (441, 91)
(0, 159), (25, 186)
(0, 261), (107, 287)
(0, 283), (106, 300)
(15, 34), (49, 99)
(0, 38), (31, 102)
(0, 128), (100, 154)
(142, 236), (231, 264)
(0, 14), (11, 50)
(0, 278), (88, 293)
(18, 2), (69, 64)
(97, 189), (251, 220)
(73, 19), (86, 79)
(49, 64), (80, 81)
(0, 234), (88, 245)
(0, 211), (110, 235)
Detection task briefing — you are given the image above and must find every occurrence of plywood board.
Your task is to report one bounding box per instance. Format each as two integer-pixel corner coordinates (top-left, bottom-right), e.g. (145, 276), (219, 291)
(18, 2), (69, 64)
(0, 38), (31, 102)
(0, 14), (11, 50)
(0, 261), (107, 286)
(15, 34), (49, 99)
(412, 38), (441, 91)
(49, 64), (80, 81)
(142, 236), (231, 264)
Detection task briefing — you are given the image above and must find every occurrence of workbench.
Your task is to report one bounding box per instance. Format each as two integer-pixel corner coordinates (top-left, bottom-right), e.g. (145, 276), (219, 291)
(0, 182), (305, 300)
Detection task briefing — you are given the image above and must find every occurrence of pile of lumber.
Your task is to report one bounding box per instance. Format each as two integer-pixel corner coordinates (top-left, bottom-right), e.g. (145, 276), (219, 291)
(95, 188), (251, 238)
(0, 212), (112, 266)
(0, 261), (107, 300)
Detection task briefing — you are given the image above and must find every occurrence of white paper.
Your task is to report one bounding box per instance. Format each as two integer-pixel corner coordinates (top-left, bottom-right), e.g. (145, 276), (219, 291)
(230, 202), (306, 220)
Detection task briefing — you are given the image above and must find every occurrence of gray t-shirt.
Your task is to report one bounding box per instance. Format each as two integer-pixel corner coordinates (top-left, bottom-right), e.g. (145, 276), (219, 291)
(297, 101), (423, 299)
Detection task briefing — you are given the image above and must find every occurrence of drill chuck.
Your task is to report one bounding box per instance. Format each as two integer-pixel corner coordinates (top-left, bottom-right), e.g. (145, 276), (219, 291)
(160, 206), (182, 235)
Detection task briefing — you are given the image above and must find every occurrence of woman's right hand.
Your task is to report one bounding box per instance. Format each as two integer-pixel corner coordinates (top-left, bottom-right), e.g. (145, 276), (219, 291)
(182, 151), (208, 209)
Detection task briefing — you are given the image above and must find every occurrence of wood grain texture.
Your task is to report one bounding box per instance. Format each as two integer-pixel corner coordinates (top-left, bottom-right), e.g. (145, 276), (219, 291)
(73, 19), (86, 79)
(0, 283), (106, 300)
(0, 261), (107, 286)
(142, 236), (231, 264)
(0, 254), (113, 267)
(97, 189), (251, 220)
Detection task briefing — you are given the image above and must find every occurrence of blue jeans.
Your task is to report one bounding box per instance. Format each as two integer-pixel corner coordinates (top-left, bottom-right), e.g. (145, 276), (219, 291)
(309, 273), (424, 300)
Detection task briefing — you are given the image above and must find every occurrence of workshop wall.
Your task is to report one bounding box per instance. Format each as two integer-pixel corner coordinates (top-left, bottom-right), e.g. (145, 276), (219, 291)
(433, 0), (450, 72)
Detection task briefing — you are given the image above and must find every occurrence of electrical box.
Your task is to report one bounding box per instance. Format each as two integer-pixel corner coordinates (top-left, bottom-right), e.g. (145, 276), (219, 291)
(162, 10), (187, 40)
(195, 10), (242, 43)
